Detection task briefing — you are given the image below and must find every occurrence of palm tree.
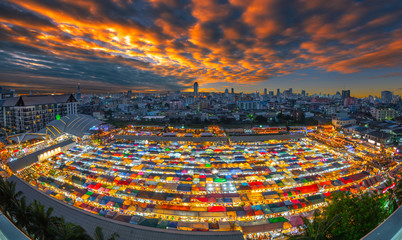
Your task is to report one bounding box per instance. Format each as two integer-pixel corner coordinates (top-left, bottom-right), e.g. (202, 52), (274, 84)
(92, 226), (120, 240)
(0, 177), (23, 218)
(286, 211), (339, 240)
(27, 200), (56, 240)
(49, 216), (91, 240)
(13, 196), (31, 230)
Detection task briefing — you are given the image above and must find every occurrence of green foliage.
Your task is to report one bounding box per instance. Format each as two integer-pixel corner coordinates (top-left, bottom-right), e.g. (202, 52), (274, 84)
(26, 200), (56, 240)
(0, 177), (119, 240)
(383, 177), (402, 213)
(323, 192), (388, 240)
(0, 176), (23, 218)
(396, 178), (402, 205)
(92, 226), (120, 240)
(255, 115), (267, 124)
(13, 196), (31, 229)
(305, 117), (319, 126)
(289, 191), (392, 240)
(286, 210), (339, 240)
(49, 217), (91, 240)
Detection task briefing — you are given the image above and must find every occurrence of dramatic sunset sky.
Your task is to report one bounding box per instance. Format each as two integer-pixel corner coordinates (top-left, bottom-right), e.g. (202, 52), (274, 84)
(0, 0), (401, 97)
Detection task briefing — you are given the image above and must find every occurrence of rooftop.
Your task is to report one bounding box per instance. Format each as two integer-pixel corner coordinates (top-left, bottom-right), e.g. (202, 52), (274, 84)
(1, 94), (76, 107)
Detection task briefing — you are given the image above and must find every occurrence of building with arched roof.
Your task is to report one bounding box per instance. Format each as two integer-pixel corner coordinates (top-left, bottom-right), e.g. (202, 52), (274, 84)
(37, 114), (104, 138)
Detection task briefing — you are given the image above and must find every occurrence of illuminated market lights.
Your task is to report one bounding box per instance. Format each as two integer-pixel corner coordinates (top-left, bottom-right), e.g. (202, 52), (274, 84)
(12, 127), (389, 238)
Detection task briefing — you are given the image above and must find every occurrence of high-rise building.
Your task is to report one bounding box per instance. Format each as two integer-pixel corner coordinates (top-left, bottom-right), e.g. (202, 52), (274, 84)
(194, 82), (199, 97)
(264, 88), (267, 96)
(277, 89), (280, 96)
(224, 88), (229, 94)
(231, 88), (234, 95)
(301, 90), (305, 96)
(342, 90), (350, 99)
(76, 83), (81, 100)
(288, 88), (292, 94)
(381, 91), (393, 104)
(269, 91), (274, 97)
(0, 94), (78, 133)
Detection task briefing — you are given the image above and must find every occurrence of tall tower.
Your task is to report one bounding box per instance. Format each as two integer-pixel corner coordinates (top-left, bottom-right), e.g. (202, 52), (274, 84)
(381, 91), (393, 104)
(76, 83), (81, 100)
(264, 88), (267, 96)
(341, 90), (350, 100)
(194, 82), (199, 97)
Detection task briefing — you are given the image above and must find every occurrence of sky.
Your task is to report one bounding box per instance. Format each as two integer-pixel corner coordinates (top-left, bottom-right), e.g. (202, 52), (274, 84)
(0, 0), (401, 97)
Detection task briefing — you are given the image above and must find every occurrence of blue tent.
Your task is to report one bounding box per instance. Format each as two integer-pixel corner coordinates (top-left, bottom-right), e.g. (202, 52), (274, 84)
(167, 221), (178, 229)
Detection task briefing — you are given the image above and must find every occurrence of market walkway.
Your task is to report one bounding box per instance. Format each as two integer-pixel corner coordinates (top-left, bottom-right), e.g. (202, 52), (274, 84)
(9, 175), (244, 240)
(362, 206), (402, 240)
(115, 133), (306, 142)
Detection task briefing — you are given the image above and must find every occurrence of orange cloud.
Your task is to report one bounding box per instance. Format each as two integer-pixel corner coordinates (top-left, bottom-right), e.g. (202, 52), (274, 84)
(0, 0), (401, 92)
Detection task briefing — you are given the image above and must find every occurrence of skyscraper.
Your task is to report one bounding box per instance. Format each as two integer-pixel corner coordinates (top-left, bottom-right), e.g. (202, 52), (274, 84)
(231, 88), (234, 95)
(342, 90), (350, 99)
(381, 91), (393, 104)
(264, 88), (267, 96)
(301, 90), (306, 96)
(76, 83), (81, 100)
(277, 89), (280, 96)
(194, 82), (199, 97)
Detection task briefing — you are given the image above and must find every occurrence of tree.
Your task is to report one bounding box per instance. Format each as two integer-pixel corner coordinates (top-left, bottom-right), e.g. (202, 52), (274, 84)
(396, 178), (402, 205)
(323, 192), (387, 240)
(49, 217), (91, 240)
(383, 177), (402, 212)
(27, 200), (56, 240)
(0, 177), (105, 240)
(286, 210), (339, 240)
(0, 176), (23, 218)
(255, 115), (267, 124)
(92, 226), (120, 240)
(305, 117), (319, 126)
(13, 196), (31, 230)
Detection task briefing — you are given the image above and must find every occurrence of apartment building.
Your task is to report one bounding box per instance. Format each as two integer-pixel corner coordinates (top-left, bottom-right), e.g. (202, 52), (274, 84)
(0, 94), (77, 133)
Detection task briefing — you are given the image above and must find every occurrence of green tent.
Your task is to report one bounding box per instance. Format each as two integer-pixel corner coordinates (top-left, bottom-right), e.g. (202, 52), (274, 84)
(269, 217), (288, 223)
(157, 220), (169, 229)
(139, 218), (159, 228)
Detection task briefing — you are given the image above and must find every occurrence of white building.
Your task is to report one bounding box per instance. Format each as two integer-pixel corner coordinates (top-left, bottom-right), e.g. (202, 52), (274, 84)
(332, 117), (356, 128)
(370, 107), (397, 121)
(0, 94), (77, 133)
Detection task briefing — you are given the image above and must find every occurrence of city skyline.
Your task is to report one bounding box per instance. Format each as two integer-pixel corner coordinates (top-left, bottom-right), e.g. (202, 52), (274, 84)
(0, 0), (401, 97)
(3, 84), (399, 99)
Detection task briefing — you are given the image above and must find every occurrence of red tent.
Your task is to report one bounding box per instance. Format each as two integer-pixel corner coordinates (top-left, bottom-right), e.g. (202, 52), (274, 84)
(296, 184), (319, 194)
(208, 206), (226, 212)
